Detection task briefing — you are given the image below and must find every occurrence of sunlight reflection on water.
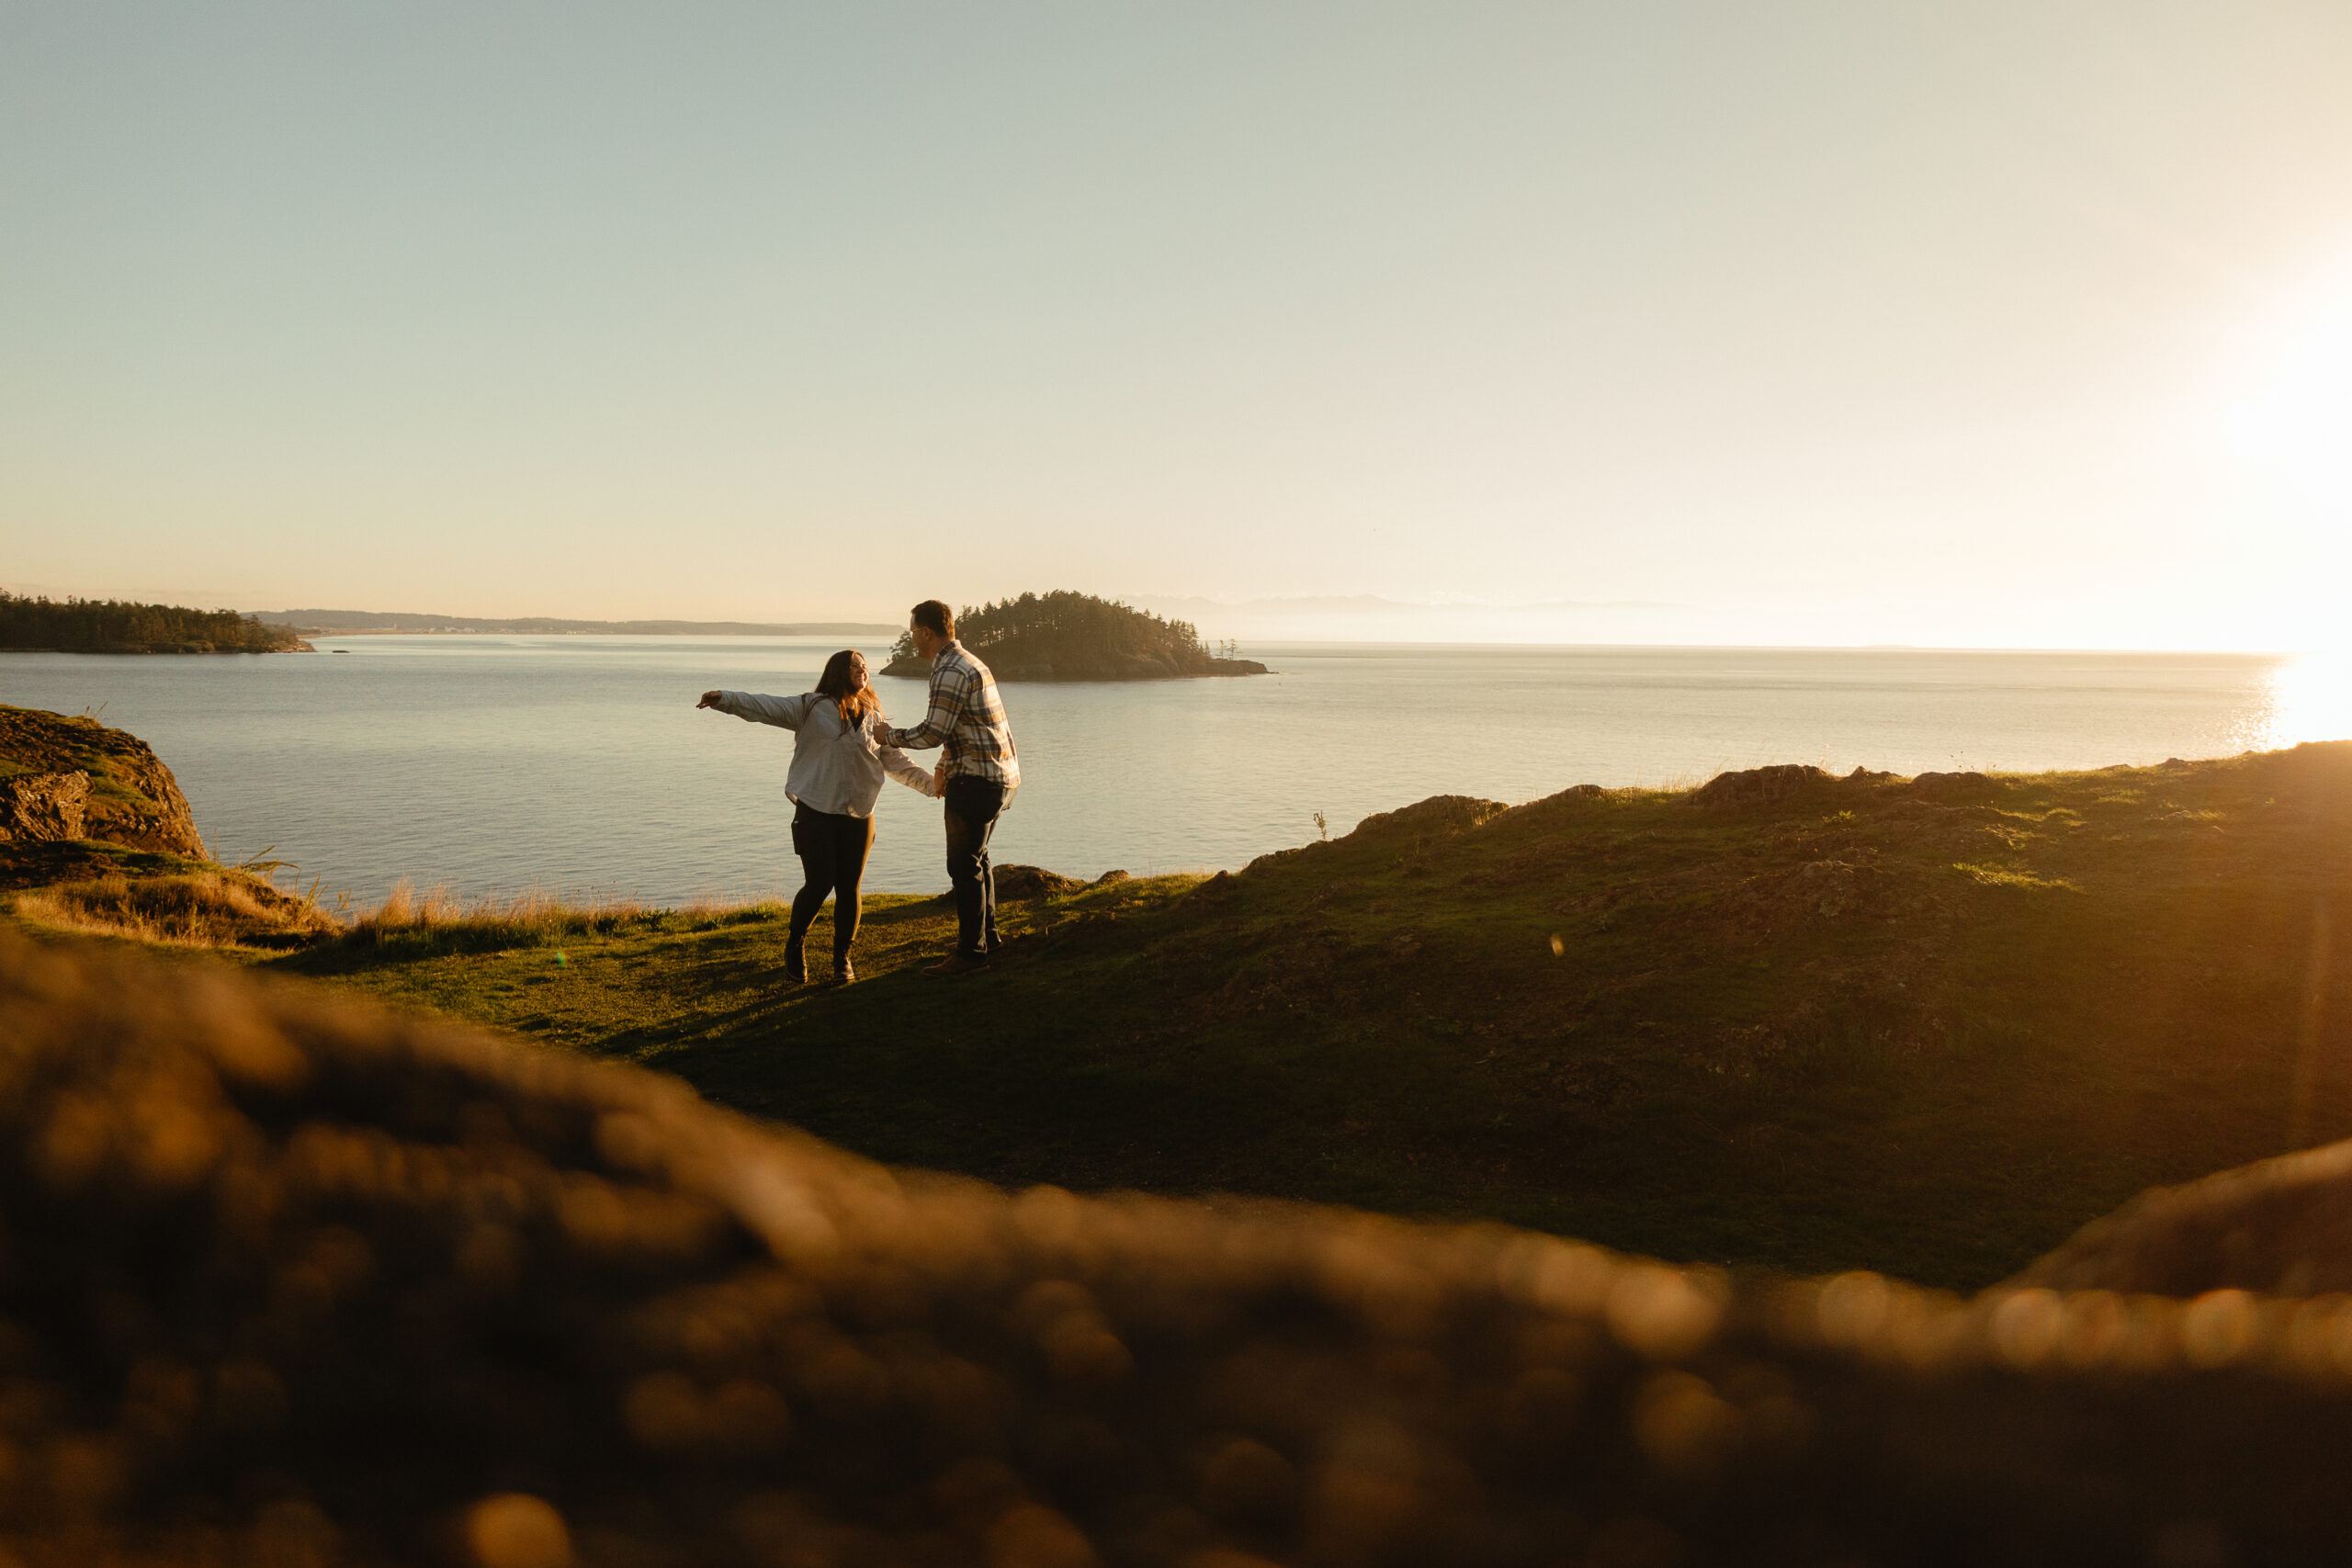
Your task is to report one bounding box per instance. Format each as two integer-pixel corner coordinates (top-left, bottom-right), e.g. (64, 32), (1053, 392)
(2261, 653), (2352, 750)
(1, 639), (2334, 907)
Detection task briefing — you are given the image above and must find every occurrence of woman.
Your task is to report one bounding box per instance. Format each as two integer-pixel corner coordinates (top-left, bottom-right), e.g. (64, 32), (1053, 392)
(697, 649), (937, 984)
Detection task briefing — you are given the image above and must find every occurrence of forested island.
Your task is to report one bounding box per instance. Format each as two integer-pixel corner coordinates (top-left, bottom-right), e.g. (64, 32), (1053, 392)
(879, 590), (1270, 682)
(0, 592), (311, 654)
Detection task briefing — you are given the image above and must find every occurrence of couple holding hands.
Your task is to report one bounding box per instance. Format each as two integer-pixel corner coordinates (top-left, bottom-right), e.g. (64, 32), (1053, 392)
(696, 598), (1019, 985)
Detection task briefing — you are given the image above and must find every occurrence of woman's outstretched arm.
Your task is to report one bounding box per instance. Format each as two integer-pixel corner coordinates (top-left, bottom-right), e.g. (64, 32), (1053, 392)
(696, 691), (815, 728)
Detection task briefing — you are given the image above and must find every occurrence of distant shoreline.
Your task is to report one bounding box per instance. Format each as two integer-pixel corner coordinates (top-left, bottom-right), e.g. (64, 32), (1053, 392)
(2, 592), (311, 655)
(254, 609), (898, 638)
(304, 626), (899, 639)
(0, 645), (312, 656)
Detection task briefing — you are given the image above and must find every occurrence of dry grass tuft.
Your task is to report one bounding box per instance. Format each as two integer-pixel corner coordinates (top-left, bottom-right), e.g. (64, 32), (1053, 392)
(12, 867), (335, 948)
(7, 859), (786, 961)
(341, 878), (773, 954)
(349, 877), (645, 946)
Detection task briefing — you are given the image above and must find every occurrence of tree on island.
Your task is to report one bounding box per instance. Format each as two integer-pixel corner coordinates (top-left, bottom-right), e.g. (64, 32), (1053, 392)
(0, 592), (311, 655)
(881, 591), (1266, 682)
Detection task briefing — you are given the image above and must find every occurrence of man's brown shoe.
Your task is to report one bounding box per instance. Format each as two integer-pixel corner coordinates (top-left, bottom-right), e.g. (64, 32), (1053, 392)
(921, 952), (990, 977)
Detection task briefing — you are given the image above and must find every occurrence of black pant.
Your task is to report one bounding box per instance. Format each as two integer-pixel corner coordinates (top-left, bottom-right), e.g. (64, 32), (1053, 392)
(790, 803), (876, 969)
(943, 775), (1007, 957)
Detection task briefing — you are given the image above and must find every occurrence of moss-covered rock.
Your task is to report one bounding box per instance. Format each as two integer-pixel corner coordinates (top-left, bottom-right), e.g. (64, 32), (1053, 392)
(0, 705), (206, 857)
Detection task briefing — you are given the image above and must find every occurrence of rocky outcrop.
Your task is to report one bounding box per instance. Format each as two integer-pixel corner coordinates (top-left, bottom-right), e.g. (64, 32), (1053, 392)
(991, 863), (1084, 898)
(1692, 763), (1837, 808)
(1907, 768), (1994, 799)
(0, 705), (206, 858)
(930, 863), (1084, 904)
(1691, 764), (2002, 810)
(1350, 793), (1510, 839)
(0, 770), (88, 842)
(1243, 795), (1510, 874)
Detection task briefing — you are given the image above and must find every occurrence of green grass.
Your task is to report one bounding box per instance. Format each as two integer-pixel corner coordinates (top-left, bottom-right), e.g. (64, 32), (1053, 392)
(247, 745), (2352, 1292)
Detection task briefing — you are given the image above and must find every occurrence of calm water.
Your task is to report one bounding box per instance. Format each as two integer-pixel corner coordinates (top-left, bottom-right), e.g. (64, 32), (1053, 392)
(5, 638), (2346, 908)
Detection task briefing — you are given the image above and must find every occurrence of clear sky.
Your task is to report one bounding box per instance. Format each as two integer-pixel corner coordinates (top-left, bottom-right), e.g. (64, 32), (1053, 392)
(5, 2), (2349, 647)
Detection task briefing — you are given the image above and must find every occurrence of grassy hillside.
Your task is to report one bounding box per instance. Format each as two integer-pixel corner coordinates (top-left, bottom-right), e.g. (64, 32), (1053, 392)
(260, 745), (2352, 1291)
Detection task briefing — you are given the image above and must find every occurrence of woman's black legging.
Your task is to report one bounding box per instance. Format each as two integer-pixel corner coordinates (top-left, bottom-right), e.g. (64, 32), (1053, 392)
(789, 803), (876, 968)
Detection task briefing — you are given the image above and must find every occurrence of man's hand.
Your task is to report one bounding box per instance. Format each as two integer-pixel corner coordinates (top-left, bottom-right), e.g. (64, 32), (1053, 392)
(695, 690), (723, 709)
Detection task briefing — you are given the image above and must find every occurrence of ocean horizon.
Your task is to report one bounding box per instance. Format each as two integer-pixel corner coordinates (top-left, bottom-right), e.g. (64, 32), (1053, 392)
(6, 637), (2346, 909)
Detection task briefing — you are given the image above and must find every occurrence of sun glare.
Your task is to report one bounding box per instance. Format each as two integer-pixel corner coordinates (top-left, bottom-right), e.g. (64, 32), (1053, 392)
(2263, 652), (2352, 749)
(2225, 275), (2352, 511)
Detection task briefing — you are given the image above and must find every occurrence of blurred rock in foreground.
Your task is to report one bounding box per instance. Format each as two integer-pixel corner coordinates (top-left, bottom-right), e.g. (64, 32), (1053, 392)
(2021, 1137), (2352, 1297)
(6, 931), (2352, 1567)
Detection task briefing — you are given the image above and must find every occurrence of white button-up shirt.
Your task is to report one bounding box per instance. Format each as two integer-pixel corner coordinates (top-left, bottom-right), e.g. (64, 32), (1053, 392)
(711, 691), (937, 817)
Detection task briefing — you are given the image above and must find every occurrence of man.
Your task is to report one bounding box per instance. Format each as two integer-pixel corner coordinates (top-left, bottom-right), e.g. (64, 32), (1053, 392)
(877, 599), (1021, 976)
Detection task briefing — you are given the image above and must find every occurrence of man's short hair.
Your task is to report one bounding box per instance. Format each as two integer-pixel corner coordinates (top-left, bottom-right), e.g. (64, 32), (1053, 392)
(911, 600), (955, 639)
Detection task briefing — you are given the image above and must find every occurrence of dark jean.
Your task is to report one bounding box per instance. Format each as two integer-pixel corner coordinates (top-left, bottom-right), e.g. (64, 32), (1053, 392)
(789, 803), (876, 969)
(942, 775), (1008, 957)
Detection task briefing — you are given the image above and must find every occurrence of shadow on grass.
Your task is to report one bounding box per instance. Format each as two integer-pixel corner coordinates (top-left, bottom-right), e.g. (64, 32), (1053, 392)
(251, 748), (2352, 1291)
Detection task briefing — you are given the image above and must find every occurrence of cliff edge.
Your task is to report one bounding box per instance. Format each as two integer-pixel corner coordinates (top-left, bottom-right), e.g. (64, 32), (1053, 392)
(0, 705), (207, 858)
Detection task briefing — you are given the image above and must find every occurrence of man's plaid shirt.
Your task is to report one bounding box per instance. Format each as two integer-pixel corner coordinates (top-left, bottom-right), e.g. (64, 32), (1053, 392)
(880, 639), (1022, 789)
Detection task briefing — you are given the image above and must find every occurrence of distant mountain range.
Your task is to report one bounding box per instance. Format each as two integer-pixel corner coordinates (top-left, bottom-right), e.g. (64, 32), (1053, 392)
(254, 610), (899, 637)
(1124, 593), (1691, 643)
(1135, 594), (1682, 616)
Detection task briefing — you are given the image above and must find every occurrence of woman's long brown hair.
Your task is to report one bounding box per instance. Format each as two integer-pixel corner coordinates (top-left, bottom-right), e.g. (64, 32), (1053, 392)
(816, 649), (881, 731)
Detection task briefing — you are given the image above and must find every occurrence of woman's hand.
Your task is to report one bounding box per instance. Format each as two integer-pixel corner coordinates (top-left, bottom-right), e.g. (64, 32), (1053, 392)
(696, 690), (722, 709)
(932, 759), (950, 794)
